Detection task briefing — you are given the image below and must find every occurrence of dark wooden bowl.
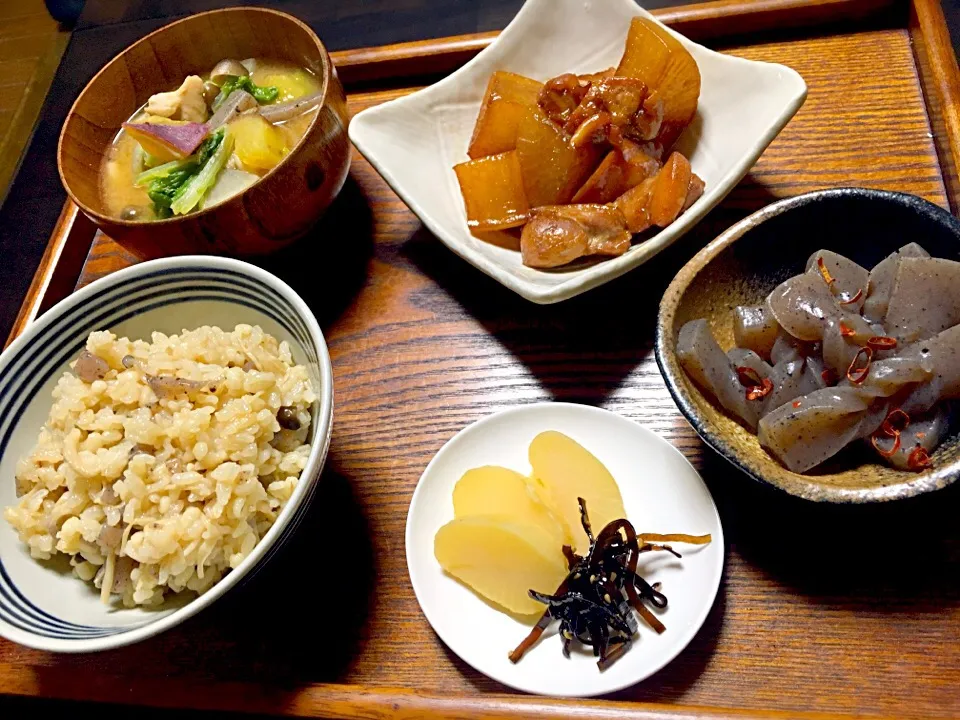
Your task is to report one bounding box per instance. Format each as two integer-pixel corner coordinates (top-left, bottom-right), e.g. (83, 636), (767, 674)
(656, 188), (960, 502)
(57, 7), (351, 258)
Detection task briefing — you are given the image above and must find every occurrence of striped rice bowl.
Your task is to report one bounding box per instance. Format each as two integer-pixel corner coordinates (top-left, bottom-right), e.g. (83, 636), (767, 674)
(4, 324), (315, 607)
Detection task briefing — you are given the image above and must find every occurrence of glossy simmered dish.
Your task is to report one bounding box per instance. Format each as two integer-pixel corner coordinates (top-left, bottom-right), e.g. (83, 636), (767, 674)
(677, 245), (960, 473)
(453, 17), (705, 269)
(100, 58), (324, 221)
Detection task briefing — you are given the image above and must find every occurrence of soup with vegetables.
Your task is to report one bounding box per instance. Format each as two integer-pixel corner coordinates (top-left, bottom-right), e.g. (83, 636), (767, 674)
(100, 58), (324, 221)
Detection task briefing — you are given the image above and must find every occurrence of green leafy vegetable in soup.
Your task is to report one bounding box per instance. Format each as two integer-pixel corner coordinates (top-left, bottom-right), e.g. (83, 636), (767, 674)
(145, 129), (225, 218)
(147, 164), (197, 218)
(214, 76), (279, 110)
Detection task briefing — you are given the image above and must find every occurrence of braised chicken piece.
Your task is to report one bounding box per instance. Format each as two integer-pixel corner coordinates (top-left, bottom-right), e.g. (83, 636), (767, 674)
(145, 75), (209, 123)
(539, 73), (664, 150)
(538, 74), (592, 127)
(520, 204), (631, 268)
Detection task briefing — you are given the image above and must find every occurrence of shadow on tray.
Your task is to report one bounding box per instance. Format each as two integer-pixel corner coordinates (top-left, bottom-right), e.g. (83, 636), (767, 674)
(399, 187), (773, 407)
(38, 468), (375, 686)
(255, 176), (374, 330)
(698, 449), (960, 605)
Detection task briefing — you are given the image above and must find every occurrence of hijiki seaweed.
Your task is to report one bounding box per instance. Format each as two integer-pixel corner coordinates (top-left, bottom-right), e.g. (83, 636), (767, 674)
(508, 499), (711, 671)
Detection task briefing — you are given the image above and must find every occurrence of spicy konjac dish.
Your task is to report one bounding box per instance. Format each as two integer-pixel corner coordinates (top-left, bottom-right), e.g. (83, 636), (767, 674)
(454, 17), (705, 269)
(101, 58), (325, 222)
(677, 245), (960, 474)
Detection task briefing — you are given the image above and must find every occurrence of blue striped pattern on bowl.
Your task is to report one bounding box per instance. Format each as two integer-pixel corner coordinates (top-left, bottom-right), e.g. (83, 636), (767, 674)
(0, 257), (332, 651)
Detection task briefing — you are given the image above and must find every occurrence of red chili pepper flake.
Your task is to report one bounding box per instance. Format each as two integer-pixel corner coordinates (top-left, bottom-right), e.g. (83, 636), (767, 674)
(908, 446), (932, 470)
(867, 336), (897, 351)
(846, 347), (873, 384)
(839, 321), (856, 338)
(916, 431), (927, 439)
(871, 432), (901, 458)
(735, 366), (773, 401)
(792, 400), (802, 408)
(746, 378), (774, 401)
(880, 408), (910, 437)
(838, 288), (863, 305)
(817, 257), (836, 286)
(821, 368), (839, 385)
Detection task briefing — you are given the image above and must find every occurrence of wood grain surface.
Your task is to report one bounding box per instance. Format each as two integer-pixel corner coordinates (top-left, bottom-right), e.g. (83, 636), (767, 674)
(910, 0), (960, 211)
(330, 0), (900, 86)
(3, 2), (960, 719)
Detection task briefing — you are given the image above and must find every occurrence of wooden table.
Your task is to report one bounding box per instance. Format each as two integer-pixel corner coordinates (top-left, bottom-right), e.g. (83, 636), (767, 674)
(2, 0), (960, 718)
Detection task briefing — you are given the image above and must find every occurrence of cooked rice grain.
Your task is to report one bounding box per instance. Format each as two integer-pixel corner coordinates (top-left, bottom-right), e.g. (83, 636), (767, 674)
(4, 325), (316, 607)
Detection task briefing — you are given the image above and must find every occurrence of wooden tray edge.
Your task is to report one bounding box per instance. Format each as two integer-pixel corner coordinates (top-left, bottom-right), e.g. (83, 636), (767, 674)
(330, 0), (898, 85)
(910, 0), (960, 211)
(4, 202), (95, 348)
(0, 668), (897, 720)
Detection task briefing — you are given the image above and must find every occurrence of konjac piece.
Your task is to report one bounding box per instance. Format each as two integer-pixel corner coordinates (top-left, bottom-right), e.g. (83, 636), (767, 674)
(806, 249), (868, 311)
(862, 243), (930, 322)
(520, 204), (631, 268)
(515, 108), (602, 207)
(761, 358), (820, 417)
(616, 17), (700, 149)
(677, 318), (760, 429)
(821, 313), (876, 375)
(869, 406), (949, 470)
(898, 324), (960, 413)
(468, 71), (544, 159)
(454, 151), (531, 231)
(767, 271), (842, 341)
(884, 257), (960, 343)
(733, 305), (780, 359)
(758, 387), (870, 473)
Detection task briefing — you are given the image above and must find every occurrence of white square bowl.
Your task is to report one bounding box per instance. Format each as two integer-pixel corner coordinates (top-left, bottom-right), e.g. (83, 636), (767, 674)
(349, 0), (807, 304)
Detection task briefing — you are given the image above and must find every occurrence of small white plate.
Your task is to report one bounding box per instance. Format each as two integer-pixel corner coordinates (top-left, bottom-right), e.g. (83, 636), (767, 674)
(405, 402), (723, 696)
(350, 0), (806, 304)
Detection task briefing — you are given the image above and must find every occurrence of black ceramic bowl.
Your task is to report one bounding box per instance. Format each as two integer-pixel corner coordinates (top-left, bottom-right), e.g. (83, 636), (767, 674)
(656, 188), (960, 502)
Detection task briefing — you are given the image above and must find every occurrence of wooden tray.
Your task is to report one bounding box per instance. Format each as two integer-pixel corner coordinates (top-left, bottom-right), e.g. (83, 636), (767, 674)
(3, 0), (960, 718)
